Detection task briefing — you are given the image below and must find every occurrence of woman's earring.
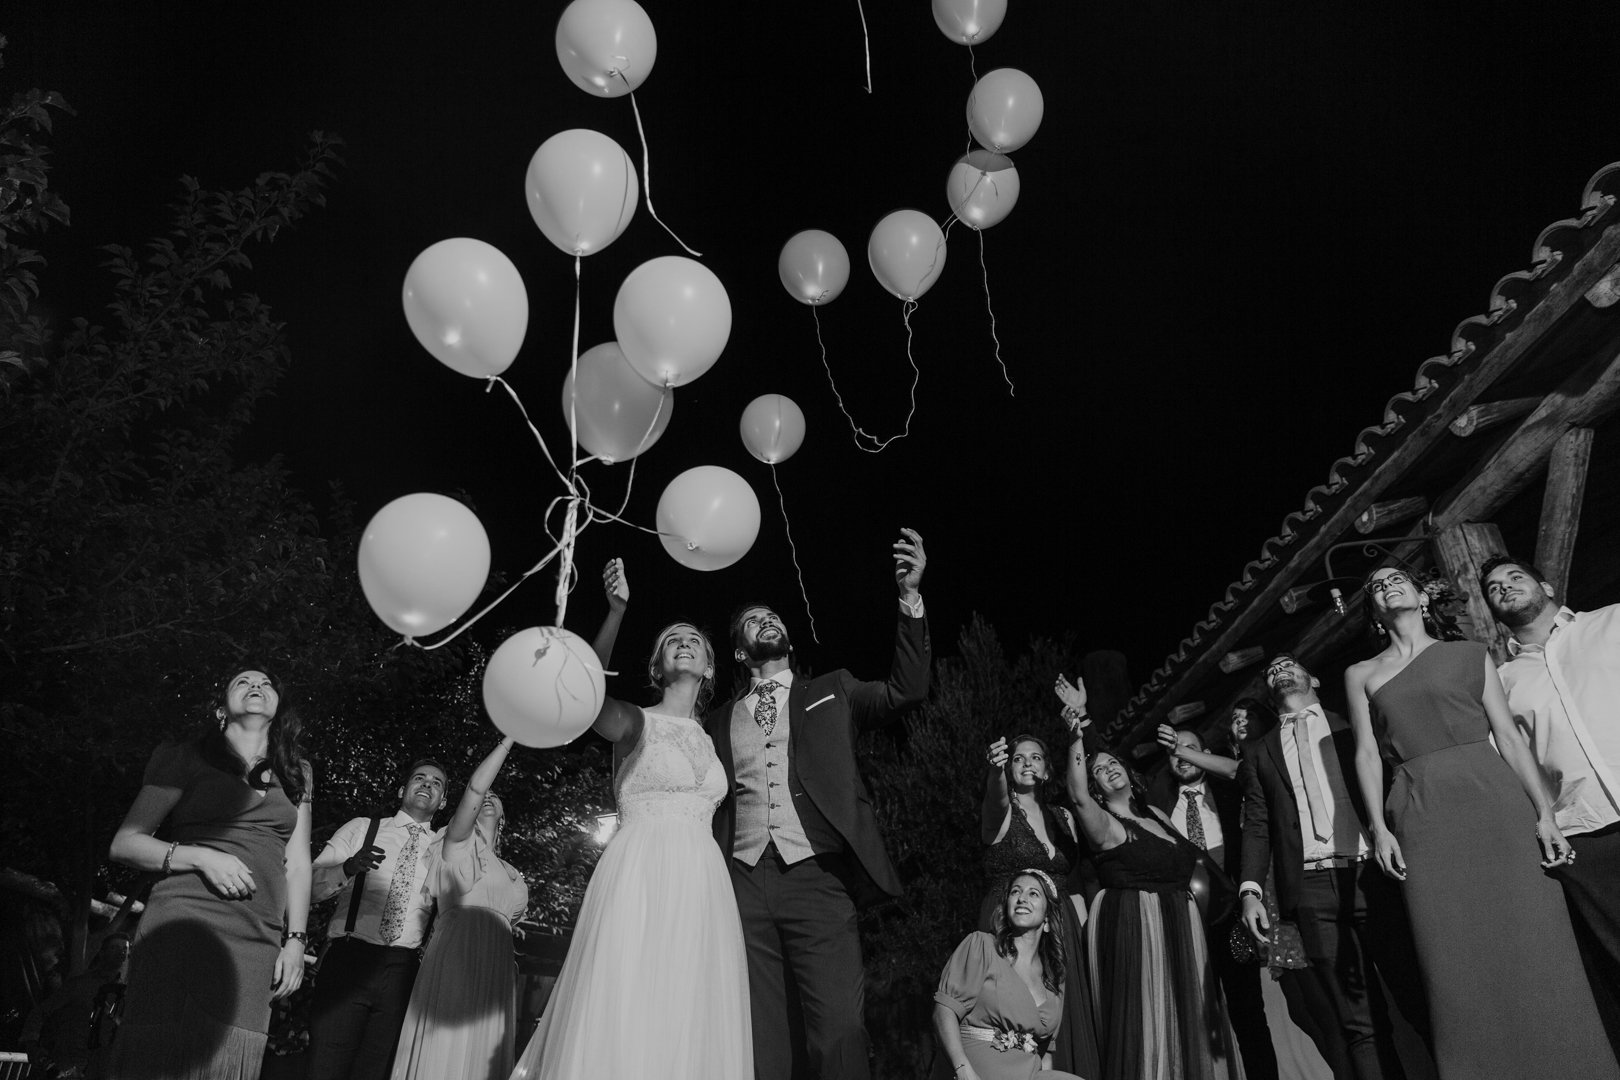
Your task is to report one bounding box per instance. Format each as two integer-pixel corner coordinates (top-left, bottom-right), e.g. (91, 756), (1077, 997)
(1374, 621), (1388, 637)
(216, 706), (227, 731)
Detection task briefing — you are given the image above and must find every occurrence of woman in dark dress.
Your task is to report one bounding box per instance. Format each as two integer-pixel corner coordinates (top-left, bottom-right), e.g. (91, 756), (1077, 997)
(980, 735), (1076, 930)
(107, 667), (313, 1079)
(1060, 675), (1244, 1080)
(1347, 568), (1618, 1080)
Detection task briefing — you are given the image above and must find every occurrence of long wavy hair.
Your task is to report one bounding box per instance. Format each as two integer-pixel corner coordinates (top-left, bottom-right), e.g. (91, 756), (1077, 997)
(991, 869), (1065, 993)
(1005, 733), (1063, 805)
(198, 666), (308, 804)
(1088, 751), (1152, 820)
(645, 622), (717, 717)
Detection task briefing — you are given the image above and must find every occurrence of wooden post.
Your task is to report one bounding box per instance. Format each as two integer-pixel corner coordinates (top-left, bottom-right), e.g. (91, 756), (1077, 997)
(1534, 427), (1594, 600)
(1448, 397), (1540, 437)
(1432, 523), (1512, 663)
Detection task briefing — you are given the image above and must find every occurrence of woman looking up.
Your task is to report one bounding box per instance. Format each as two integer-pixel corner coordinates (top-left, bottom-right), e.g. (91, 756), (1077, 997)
(1346, 567), (1618, 1079)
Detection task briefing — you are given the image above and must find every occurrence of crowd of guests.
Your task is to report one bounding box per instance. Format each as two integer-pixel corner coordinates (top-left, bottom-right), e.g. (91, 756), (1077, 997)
(51, 541), (1620, 1080)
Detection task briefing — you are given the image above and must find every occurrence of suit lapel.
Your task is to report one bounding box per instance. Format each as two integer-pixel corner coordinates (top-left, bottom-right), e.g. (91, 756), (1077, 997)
(1262, 727), (1293, 805)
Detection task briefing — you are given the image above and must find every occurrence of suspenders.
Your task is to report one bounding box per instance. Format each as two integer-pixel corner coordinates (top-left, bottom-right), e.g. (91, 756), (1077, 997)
(343, 815), (384, 934)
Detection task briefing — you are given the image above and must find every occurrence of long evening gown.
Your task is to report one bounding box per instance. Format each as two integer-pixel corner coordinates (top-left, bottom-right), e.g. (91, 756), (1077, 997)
(1087, 819), (1244, 1080)
(935, 932), (1077, 1080)
(1368, 640), (1618, 1079)
(108, 740), (298, 1080)
(391, 832), (529, 1080)
(509, 710), (751, 1080)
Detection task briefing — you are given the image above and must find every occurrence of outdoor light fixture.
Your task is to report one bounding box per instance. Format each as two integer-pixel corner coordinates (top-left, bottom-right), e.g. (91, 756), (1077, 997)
(593, 812), (619, 845)
(1278, 537), (1427, 617)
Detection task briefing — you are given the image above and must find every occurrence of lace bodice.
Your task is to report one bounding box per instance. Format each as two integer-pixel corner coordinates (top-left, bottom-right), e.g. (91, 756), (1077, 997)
(615, 710), (727, 826)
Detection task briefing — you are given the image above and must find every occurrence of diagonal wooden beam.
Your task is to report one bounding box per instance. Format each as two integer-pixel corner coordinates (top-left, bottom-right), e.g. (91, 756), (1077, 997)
(1535, 426), (1595, 599)
(1132, 220), (1620, 725)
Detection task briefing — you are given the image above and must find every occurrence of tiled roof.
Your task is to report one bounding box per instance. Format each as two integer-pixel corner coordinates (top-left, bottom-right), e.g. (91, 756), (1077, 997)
(1114, 161), (1620, 733)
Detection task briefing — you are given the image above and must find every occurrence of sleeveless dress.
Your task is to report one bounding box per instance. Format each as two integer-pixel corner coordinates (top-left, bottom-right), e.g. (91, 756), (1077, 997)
(509, 710), (752, 1080)
(108, 740), (299, 1080)
(391, 832), (529, 1080)
(979, 800), (1075, 931)
(1368, 640), (1619, 1080)
(1087, 819), (1244, 1080)
(934, 932), (1076, 1080)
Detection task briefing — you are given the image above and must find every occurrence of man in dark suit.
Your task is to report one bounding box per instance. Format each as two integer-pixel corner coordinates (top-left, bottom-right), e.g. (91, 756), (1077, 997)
(1153, 726), (1278, 1080)
(708, 528), (930, 1080)
(1238, 655), (1430, 1080)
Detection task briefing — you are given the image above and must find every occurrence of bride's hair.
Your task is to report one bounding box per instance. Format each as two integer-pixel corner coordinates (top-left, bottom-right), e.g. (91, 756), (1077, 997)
(646, 622), (718, 716)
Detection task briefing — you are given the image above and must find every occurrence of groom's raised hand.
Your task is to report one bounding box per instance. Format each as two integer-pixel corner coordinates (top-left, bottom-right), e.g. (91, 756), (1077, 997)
(893, 528), (926, 599)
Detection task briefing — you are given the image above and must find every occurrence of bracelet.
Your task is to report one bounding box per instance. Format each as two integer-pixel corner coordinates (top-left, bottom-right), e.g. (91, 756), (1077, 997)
(161, 841), (180, 876)
(1238, 886), (1262, 899)
(283, 930), (309, 946)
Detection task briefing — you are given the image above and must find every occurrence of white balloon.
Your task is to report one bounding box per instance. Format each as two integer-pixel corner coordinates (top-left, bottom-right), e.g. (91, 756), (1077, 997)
(482, 626), (606, 747)
(402, 238), (528, 379)
(655, 466), (761, 571)
(358, 494), (491, 637)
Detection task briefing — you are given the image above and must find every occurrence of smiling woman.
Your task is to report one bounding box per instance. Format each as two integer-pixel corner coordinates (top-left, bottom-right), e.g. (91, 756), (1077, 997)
(106, 666), (313, 1080)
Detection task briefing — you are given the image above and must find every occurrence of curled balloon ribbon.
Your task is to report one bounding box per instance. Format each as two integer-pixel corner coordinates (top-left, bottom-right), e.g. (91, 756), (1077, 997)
(855, 0), (873, 94)
(621, 82), (702, 258)
(941, 207), (1013, 397)
(768, 463), (820, 644)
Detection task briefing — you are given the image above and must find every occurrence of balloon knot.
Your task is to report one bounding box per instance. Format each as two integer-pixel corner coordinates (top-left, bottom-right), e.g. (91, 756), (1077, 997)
(684, 542), (698, 551)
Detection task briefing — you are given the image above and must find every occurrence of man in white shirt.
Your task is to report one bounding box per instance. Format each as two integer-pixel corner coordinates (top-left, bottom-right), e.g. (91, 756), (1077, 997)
(1482, 555), (1620, 1051)
(1238, 655), (1431, 1080)
(306, 757), (448, 1080)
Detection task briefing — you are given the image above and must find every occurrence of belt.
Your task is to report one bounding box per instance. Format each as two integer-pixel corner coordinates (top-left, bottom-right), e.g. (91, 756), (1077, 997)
(1304, 854), (1366, 871)
(960, 1024), (1041, 1053)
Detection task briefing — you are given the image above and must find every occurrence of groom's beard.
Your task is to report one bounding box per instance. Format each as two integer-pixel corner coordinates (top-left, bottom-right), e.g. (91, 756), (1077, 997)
(744, 632), (792, 663)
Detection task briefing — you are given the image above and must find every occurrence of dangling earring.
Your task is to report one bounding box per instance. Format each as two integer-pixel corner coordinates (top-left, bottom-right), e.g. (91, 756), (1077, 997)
(216, 706), (227, 731)
(1374, 622), (1388, 637)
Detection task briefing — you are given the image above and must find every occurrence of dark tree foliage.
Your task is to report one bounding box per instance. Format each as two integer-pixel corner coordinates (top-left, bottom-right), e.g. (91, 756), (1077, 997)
(857, 614), (1086, 1078)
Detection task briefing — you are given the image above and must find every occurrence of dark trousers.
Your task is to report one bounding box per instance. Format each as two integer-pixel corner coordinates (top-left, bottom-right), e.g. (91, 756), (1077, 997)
(1553, 822), (1620, 1053)
(730, 846), (869, 1080)
(305, 937), (421, 1080)
(1293, 862), (1431, 1080)
(1211, 933), (1279, 1080)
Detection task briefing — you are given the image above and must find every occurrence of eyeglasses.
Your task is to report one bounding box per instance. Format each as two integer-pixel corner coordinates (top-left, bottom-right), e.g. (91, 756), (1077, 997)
(1363, 571), (1412, 597)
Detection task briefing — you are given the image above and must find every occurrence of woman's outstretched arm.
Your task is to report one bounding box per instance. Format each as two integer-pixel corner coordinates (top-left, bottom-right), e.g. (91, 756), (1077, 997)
(446, 738), (514, 846)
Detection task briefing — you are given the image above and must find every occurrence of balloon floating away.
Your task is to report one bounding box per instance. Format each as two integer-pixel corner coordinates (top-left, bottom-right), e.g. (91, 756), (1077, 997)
(359, 493), (492, 638)
(947, 150), (1020, 230)
(562, 341), (672, 463)
(526, 130), (639, 257)
(967, 68), (1045, 153)
(932, 0), (1008, 44)
(778, 230), (851, 306)
(555, 0), (658, 97)
(483, 626), (605, 747)
(868, 209), (948, 302)
(614, 256), (733, 388)
(656, 466), (761, 571)
(402, 238), (529, 379)
(740, 394), (807, 465)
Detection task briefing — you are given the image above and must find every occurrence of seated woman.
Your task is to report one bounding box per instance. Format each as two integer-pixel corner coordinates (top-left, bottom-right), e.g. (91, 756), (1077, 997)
(934, 870), (1084, 1080)
(979, 735), (1076, 931)
(1059, 674), (1245, 1080)
(391, 737), (529, 1080)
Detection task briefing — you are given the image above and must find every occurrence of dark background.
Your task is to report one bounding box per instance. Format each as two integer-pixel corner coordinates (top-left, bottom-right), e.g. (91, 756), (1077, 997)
(10, 0), (1620, 686)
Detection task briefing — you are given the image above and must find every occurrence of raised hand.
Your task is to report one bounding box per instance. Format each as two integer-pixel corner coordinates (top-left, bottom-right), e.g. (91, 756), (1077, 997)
(986, 737), (1010, 772)
(1156, 723), (1180, 755)
(893, 528), (926, 596)
(1054, 673), (1090, 731)
(603, 558), (629, 613)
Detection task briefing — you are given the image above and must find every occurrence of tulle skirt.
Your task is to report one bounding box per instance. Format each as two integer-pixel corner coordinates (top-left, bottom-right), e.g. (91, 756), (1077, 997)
(510, 813), (751, 1080)
(391, 906), (517, 1080)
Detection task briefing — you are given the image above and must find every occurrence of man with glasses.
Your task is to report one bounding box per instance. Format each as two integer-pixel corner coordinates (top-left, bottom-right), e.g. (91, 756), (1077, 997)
(1237, 655), (1431, 1079)
(1481, 555), (1620, 1052)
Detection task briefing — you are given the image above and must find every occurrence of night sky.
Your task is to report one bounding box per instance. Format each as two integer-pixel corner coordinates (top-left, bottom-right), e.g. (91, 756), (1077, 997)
(11, 1), (1620, 690)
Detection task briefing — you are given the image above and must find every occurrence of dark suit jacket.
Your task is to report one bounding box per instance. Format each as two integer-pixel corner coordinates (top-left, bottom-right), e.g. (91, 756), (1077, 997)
(1238, 709), (1372, 918)
(707, 611), (931, 908)
(1150, 771), (1245, 883)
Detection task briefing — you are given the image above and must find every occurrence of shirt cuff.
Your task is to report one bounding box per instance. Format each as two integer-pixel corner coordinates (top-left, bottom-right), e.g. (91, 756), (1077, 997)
(1238, 880), (1263, 897)
(899, 595), (925, 619)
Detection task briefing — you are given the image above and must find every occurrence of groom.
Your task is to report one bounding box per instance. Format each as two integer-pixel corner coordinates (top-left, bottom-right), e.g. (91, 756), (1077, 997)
(709, 528), (931, 1080)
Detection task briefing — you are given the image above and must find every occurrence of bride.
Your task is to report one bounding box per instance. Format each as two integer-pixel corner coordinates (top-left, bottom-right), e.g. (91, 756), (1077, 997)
(510, 560), (751, 1079)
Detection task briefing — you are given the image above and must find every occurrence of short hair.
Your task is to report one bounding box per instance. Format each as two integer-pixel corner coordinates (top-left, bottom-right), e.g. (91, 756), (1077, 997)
(399, 756), (448, 789)
(1478, 554), (1550, 596)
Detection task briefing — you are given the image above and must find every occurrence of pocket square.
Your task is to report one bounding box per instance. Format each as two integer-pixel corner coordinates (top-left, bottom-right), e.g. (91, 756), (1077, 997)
(805, 693), (835, 711)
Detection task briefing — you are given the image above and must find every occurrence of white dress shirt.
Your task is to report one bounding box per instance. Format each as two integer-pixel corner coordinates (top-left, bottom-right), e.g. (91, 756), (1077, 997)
(1279, 704), (1370, 864)
(1499, 605), (1620, 835)
(312, 811), (441, 949)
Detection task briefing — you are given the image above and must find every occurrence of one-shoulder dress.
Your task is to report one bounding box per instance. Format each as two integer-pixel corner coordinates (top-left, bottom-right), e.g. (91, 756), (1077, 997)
(509, 710), (751, 1080)
(1087, 818), (1244, 1080)
(1368, 639), (1618, 1079)
(108, 740), (299, 1080)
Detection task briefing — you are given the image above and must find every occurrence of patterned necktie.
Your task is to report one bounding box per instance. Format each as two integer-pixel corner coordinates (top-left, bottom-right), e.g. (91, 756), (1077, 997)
(1182, 789), (1208, 850)
(752, 680), (781, 736)
(379, 823), (424, 944)
(1283, 710), (1332, 842)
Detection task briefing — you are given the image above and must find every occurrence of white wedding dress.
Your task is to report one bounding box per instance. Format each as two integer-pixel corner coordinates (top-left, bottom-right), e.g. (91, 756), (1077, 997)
(510, 710), (752, 1079)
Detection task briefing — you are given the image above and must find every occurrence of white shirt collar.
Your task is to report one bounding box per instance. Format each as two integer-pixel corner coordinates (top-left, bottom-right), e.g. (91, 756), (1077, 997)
(1507, 606), (1577, 657)
(750, 669), (795, 693)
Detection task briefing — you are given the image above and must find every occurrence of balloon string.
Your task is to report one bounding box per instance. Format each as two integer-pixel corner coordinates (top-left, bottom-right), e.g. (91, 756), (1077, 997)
(592, 385), (670, 527)
(979, 229), (1012, 396)
(626, 89), (702, 257)
(568, 256), (583, 472)
(855, 0), (873, 94)
(810, 305), (889, 453)
(853, 301), (921, 453)
(964, 46), (979, 156)
(413, 539), (569, 651)
(488, 375), (570, 489)
(771, 463), (819, 644)
(553, 497), (581, 626)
